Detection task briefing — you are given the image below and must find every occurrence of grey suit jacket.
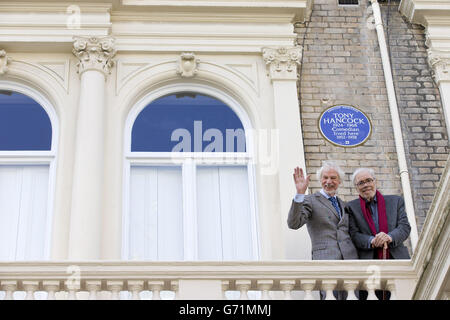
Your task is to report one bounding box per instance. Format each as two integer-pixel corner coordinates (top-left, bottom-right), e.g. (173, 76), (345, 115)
(287, 191), (358, 260)
(346, 195), (411, 259)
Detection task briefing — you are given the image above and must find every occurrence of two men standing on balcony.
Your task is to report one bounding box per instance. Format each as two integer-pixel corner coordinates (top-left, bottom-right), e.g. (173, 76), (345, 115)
(288, 162), (411, 300)
(287, 161), (358, 300)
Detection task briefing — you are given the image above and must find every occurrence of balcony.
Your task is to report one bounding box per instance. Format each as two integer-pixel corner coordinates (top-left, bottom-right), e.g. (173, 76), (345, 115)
(0, 259), (417, 300)
(0, 156), (448, 300)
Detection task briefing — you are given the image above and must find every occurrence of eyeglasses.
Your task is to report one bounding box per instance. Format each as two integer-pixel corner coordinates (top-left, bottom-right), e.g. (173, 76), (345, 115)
(356, 178), (375, 187)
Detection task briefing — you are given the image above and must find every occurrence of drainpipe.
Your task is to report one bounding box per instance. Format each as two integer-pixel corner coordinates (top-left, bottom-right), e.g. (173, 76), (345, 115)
(370, 0), (418, 251)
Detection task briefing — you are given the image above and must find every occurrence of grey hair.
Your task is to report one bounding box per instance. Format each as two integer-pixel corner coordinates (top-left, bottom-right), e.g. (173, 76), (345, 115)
(351, 167), (376, 185)
(316, 161), (345, 181)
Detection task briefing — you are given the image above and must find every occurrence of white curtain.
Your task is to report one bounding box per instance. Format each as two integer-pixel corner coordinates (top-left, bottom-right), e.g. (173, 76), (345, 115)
(128, 165), (255, 261)
(129, 166), (183, 260)
(196, 166), (254, 260)
(0, 165), (49, 261)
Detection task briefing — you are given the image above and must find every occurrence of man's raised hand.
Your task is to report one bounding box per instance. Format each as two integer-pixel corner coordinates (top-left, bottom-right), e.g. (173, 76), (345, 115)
(293, 167), (310, 195)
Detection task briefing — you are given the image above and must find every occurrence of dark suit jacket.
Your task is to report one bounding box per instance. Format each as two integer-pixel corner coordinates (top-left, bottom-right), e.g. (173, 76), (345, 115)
(346, 194), (411, 259)
(287, 191), (358, 260)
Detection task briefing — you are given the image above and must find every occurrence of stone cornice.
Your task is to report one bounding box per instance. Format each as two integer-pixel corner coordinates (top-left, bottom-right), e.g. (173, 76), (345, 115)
(0, 1), (310, 53)
(121, 0), (310, 21)
(400, 0), (450, 26)
(72, 36), (116, 77)
(0, 2), (112, 13)
(0, 2), (112, 46)
(262, 46), (302, 81)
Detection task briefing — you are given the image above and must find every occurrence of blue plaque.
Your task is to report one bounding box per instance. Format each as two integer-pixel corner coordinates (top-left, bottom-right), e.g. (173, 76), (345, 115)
(318, 105), (372, 147)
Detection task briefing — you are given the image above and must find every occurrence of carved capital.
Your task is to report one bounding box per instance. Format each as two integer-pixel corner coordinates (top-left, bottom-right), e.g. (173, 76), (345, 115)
(0, 49), (12, 75)
(262, 47), (302, 80)
(177, 52), (199, 78)
(427, 49), (450, 84)
(73, 36), (116, 77)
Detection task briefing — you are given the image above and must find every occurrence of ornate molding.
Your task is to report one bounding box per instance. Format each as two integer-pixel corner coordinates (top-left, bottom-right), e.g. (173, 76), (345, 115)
(176, 53), (199, 78)
(0, 50), (12, 75)
(72, 36), (116, 77)
(427, 49), (450, 84)
(262, 47), (302, 81)
(399, 0), (450, 26)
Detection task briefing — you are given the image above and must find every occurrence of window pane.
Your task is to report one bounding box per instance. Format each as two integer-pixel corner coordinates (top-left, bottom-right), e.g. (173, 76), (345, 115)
(0, 91), (52, 150)
(338, 0), (359, 5)
(131, 93), (246, 152)
(0, 165), (49, 260)
(128, 166), (183, 260)
(196, 166), (255, 260)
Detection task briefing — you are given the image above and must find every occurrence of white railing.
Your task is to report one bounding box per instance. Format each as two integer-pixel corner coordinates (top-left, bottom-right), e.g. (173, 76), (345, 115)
(0, 260), (417, 300)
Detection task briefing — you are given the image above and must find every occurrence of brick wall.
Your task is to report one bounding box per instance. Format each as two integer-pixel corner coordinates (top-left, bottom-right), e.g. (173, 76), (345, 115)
(295, 0), (448, 233)
(382, 2), (449, 232)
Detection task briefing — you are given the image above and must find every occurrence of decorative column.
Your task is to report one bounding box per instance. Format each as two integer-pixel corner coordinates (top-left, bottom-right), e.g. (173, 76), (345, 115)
(43, 281), (60, 300)
(428, 49), (450, 140)
(262, 47), (308, 259)
(69, 36), (116, 260)
(236, 280), (251, 300)
(280, 280), (296, 300)
(148, 280), (165, 300)
(300, 279), (316, 300)
(1, 281), (17, 300)
(257, 280), (273, 300)
(128, 280), (144, 300)
(86, 280), (102, 300)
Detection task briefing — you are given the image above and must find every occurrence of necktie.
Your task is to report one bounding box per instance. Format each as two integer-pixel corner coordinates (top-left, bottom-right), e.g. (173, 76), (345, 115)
(329, 197), (341, 219)
(366, 201), (379, 233)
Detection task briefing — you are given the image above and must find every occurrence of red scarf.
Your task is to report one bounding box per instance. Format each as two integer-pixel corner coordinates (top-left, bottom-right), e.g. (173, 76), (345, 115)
(359, 190), (390, 259)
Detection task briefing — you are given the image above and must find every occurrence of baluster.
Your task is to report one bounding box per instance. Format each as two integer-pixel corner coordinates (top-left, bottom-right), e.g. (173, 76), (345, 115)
(343, 280), (359, 300)
(128, 280), (144, 300)
(1, 281), (17, 300)
(385, 280), (396, 300)
(300, 280), (316, 300)
(321, 280), (337, 300)
(280, 280), (296, 300)
(107, 281), (123, 300)
(257, 280), (273, 300)
(364, 279), (379, 300)
(148, 281), (164, 300)
(86, 281), (102, 300)
(23, 281), (39, 300)
(222, 281), (230, 300)
(43, 281), (60, 300)
(236, 280), (251, 300)
(171, 281), (179, 300)
(65, 280), (80, 300)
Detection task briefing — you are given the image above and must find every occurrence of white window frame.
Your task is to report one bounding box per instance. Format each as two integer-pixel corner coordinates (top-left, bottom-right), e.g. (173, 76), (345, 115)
(122, 83), (260, 260)
(0, 80), (58, 261)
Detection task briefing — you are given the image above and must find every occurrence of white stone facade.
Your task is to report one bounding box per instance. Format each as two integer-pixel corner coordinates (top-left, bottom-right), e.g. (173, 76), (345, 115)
(0, 0), (311, 261)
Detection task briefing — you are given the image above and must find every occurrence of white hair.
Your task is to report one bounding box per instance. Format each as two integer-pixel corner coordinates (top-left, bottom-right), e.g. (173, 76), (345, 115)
(351, 167), (376, 185)
(316, 161), (345, 181)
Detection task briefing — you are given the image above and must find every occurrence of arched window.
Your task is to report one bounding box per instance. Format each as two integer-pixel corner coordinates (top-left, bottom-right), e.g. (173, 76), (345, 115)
(123, 88), (259, 261)
(0, 87), (56, 261)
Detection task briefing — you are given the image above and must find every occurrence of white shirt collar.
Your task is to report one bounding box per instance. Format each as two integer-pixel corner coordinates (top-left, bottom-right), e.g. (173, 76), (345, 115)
(320, 189), (336, 200)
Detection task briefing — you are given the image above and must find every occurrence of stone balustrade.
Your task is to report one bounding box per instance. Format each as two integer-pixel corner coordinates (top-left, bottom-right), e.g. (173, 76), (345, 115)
(0, 260), (417, 300)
